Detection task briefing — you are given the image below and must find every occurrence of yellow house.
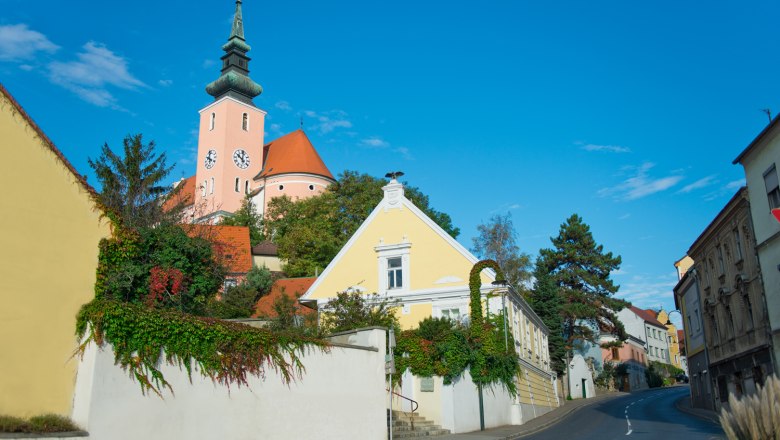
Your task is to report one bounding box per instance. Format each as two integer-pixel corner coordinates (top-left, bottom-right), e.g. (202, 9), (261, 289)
(301, 178), (558, 431)
(656, 309), (683, 369)
(0, 84), (110, 418)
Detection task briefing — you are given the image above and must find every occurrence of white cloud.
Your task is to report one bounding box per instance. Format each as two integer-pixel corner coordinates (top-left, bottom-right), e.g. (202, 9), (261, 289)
(158, 79), (173, 87)
(360, 136), (390, 148)
(581, 143), (631, 153)
(303, 109), (352, 134)
(703, 178), (746, 201)
(725, 179), (745, 190)
(202, 59), (216, 69)
(618, 213), (631, 220)
(0, 24), (59, 61)
(598, 162), (683, 201)
(393, 146), (413, 160)
(275, 101), (292, 111)
(678, 175), (716, 194)
(616, 271), (678, 312)
(48, 42), (145, 108)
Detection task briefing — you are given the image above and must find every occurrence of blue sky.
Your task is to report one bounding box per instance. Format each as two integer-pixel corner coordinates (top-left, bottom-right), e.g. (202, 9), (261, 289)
(3, 0), (778, 324)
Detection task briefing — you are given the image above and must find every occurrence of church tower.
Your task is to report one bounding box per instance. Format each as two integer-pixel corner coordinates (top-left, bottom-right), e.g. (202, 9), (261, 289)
(194, 0), (265, 220)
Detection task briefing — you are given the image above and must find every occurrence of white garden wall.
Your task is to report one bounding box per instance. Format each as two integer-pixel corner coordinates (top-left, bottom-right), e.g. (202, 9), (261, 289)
(71, 327), (387, 440)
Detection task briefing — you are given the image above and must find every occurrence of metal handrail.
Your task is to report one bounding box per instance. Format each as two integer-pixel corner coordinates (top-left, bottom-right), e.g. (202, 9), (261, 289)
(387, 389), (419, 430)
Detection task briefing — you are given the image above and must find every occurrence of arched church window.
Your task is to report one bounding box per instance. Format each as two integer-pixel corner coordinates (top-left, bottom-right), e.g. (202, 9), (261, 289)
(308, 184), (315, 191)
(202, 180), (207, 196)
(245, 180), (249, 194)
(210, 113), (215, 131)
(235, 177), (240, 193)
(210, 178), (214, 194)
(242, 113), (248, 131)
(278, 184), (284, 191)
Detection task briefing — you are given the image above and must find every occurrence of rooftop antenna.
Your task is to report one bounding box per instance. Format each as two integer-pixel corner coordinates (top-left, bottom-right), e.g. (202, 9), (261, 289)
(385, 171), (404, 181)
(761, 108), (772, 124)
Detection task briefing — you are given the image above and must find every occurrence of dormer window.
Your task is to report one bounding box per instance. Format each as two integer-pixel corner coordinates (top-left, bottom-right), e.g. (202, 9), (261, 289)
(242, 113), (248, 131)
(210, 113), (215, 131)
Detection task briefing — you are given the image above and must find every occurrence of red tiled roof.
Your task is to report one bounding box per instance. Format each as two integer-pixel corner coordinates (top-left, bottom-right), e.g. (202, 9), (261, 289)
(677, 329), (685, 341)
(183, 225), (252, 274)
(0, 84), (99, 200)
(252, 277), (317, 318)
(163, 175), (196, 211)
(255, 130), (334, 180)
(629, 306), (668, 329)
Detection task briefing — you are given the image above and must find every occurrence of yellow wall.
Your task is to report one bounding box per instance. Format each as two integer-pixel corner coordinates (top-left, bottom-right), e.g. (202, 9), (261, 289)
(307, 205), (491, 300)
(397, 303), (433, 330)
(657, 310), (682, 368)
(0, 90), (110, 417)
(517, 369), (557, 408)
(253, 255), (282, 272)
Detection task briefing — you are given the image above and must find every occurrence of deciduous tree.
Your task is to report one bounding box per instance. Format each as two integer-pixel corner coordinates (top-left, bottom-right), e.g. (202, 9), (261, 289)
(471, 213), (532, 294)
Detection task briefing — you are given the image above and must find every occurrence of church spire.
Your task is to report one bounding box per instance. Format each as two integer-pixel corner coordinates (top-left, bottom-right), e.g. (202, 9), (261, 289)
(205, 0), (262, 105)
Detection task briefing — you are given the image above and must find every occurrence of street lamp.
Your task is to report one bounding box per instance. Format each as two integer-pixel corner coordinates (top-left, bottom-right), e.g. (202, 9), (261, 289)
(492, 279), (510, 351)
(665, 309), (683, 326)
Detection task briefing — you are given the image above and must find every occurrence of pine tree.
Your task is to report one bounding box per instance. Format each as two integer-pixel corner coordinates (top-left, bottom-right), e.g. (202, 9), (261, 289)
(538, 214), (627, 344)
(528, 260), (567, 375)
(88, 134), (179, 229)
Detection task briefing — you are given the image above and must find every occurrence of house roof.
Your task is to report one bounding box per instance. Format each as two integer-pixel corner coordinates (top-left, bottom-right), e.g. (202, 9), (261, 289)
(677, 329), (685, 342)
(253, 277), (317, 318)
(629, 306), (668, 329)
(254, 130), (335, 181)
(733, 115), (780, 164)
(183, 224), (252, 274)
(251, 240), (278, 256)
(0, 83), (99, 200)
(163, 175), (196, 211)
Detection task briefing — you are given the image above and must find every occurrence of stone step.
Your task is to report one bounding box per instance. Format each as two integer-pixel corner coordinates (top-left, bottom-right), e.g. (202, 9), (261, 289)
(392, 429), (451, 438)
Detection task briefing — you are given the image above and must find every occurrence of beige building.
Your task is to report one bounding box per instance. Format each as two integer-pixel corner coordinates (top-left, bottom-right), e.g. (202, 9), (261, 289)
(733, 118), (780, 368)
(0, 84), (111, 417)
(688, 187), (774, 408)
(656, 310), (683, 369)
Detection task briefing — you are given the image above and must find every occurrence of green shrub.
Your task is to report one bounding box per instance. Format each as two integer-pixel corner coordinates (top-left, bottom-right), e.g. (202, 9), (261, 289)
(0, 414), (80, 433)
(720, 374), (780, 440)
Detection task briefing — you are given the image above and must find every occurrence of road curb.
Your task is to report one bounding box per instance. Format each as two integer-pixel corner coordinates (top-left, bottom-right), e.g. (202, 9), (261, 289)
(506, 393), (625, 440)
(674, 396), (721, 425)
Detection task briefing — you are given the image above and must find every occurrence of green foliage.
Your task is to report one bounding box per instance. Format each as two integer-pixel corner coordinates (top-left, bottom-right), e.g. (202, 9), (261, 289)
(594, 362), (617, 389)
(528, 260), (567, 375)
(320, 291), (399, 334)
(268, 290), (318, 334)
(95, 223), (225, 315)
(649, 360), (684, 378)
(0, 414), (81, 433)
(393, 314), (519, 395)
(393, 259), (521, 395)
(88, 133), (181, 229)
(244, 265), (274, 295)
(538, 214), (628, 344)
(76, 299), (329, 396)
(471, 213), (532, 294)
(266, 171), (460, 277)
(219, 196), (265, 246)
(645, 363), (665, 388)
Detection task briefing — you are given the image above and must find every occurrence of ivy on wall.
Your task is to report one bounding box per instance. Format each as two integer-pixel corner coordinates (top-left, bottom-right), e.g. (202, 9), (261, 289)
(76, 299), (329, 396)
(393, 260), (521, 395)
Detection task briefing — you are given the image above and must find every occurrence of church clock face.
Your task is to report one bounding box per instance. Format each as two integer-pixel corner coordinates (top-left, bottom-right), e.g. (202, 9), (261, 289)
(204, 150), (217, 169)
(233, 149), (250, 169)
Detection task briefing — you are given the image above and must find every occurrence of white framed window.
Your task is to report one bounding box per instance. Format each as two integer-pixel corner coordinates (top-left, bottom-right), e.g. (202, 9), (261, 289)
(387, 257), (403, 289)
(201, 180), (207, 196)
(242, 113), (249, 131)
(210, 177), (214, 194)
(764, 164), (780, 209)
(210, 112), (215, 130)
(441, 308), (460, 321)
(375, 241), (411, 294)
(235, 177), (240, 192)
(245, 180), (250, 194)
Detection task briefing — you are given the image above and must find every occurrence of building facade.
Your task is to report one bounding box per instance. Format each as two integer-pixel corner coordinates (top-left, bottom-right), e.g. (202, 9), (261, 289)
(617, 306), (671, 365)
(301, 178), (558, 430)
(733, 117), (780, 369)
(674, 268), (715, 410)
(688, 187), (774, 409)
(656, 309), (683, 369)
(0, 85), (111, 417)
(601, 334), (648, 392)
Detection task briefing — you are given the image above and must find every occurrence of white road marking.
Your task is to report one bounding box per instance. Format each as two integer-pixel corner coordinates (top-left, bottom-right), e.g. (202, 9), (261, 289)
(625, 402), (633, 436)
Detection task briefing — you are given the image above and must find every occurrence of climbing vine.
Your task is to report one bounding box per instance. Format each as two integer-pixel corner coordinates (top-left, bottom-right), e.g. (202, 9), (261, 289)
(393, 260), (520, 395)
(76, 299), (329, 396)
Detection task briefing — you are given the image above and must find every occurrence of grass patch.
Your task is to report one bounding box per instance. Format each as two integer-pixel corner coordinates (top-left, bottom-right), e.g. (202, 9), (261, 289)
(0, 414), (80, 433)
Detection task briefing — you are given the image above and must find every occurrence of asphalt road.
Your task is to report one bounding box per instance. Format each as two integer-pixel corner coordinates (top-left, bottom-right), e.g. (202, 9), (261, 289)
(523, 387), (725, 440)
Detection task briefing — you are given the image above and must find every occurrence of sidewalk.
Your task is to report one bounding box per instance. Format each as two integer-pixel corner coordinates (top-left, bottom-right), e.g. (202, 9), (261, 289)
(674, 395), (721, 425)
(433, 392), (626, 440)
